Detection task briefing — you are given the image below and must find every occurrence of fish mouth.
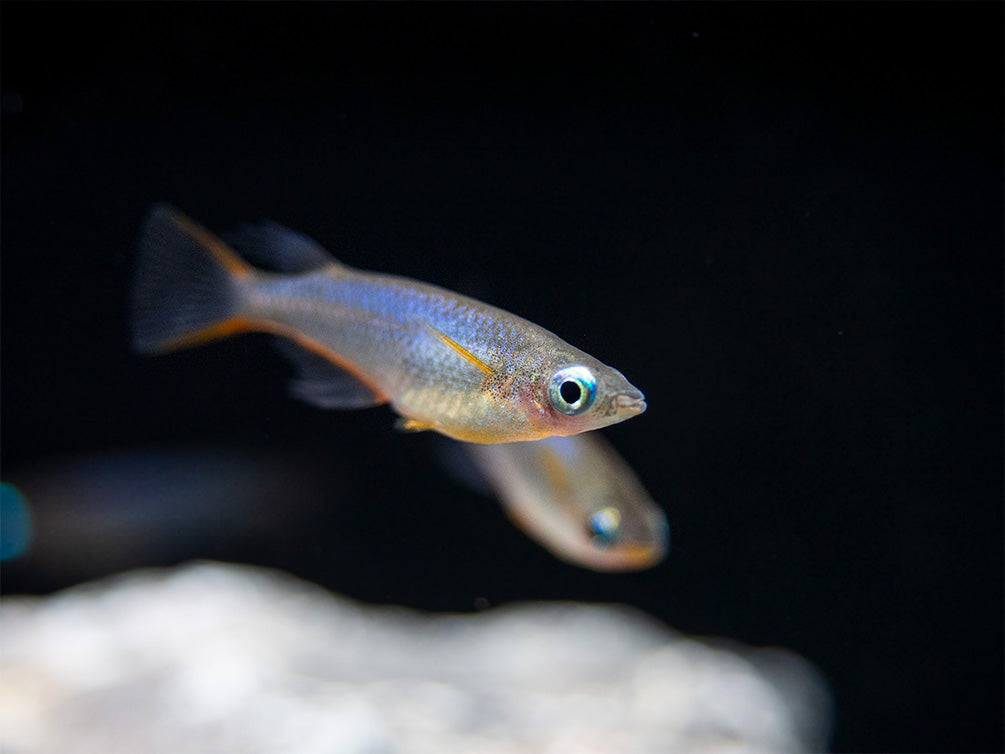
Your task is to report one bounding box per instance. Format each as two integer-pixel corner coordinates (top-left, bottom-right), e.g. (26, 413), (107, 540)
(620, 543), (665, 569)
(614, 393), (647, 416)
(591, 542), (665, 572)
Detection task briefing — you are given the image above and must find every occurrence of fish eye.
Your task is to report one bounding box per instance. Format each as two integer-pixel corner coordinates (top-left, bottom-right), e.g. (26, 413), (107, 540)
(587, 507), (621, 548)
(548, 366), (597, 416)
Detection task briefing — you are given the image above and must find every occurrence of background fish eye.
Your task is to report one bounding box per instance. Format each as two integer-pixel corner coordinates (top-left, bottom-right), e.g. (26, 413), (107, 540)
(587, 507), (621, 548)
(548, 366), (597, 415)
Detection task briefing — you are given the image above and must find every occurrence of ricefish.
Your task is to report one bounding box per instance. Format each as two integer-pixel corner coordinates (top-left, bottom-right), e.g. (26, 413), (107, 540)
(130, 205), (646, 443)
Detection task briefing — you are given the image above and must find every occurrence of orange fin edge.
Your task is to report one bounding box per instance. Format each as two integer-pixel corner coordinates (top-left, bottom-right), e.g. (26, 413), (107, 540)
(149, 316), (256, 352)
(170, 210), (254, 279)
(151, 314), (390, 406)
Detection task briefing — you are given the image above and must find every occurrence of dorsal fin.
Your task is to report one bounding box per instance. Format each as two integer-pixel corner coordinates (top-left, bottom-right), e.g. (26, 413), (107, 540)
(272, 337), (385, 409)
(224, 221), (340, 273)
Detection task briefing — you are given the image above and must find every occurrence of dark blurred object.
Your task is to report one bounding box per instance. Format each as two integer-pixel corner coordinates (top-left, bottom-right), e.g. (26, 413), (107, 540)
(2, 448), (330, 589)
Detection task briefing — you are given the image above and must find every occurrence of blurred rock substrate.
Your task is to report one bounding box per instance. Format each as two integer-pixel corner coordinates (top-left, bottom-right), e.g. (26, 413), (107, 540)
(0, 562), (831, 753)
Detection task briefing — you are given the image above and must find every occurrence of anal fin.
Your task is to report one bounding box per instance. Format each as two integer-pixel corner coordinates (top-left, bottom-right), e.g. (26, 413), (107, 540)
(272, 337), (385, 409)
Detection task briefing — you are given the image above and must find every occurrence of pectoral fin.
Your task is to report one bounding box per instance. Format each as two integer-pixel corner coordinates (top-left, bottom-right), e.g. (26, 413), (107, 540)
(422, 323), (494, 376)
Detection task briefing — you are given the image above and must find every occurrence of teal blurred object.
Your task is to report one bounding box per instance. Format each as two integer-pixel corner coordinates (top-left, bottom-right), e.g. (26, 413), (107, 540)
(0, 482), (33, 561)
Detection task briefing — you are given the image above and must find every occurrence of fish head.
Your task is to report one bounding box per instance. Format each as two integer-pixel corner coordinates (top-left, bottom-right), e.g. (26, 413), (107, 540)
(573, 495), (670, 571)
(528, 354), (647, 438)
(506, 494), (669, 572)
(486, 434), (669, 571)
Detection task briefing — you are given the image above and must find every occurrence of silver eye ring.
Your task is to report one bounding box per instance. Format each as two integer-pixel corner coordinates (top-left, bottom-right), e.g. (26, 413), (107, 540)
(548, 365), (597, 416)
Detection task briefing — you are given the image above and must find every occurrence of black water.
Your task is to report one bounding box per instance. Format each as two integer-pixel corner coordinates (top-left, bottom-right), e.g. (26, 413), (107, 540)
(2, 4), (1002, 751)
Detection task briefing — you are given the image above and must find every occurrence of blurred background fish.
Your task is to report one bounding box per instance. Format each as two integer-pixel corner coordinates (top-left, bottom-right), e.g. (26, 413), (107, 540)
(461, 432), (669, 571)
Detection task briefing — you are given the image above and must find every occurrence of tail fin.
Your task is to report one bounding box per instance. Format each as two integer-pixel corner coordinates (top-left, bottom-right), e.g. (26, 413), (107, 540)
(130, 204), (256, 353)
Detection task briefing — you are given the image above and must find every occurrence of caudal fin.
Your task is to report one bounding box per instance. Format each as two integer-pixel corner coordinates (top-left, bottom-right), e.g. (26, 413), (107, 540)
(130, 204), (256, 353)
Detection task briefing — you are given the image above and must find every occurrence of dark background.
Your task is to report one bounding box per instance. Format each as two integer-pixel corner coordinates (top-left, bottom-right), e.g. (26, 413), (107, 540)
(2, 3), (1002, 752)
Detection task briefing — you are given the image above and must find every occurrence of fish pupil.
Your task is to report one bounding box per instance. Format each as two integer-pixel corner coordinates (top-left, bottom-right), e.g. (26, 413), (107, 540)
(560, 380), (581, 405)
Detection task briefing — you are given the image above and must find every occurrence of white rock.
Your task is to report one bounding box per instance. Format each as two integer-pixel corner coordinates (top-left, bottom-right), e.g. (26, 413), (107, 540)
(0, 562), (831, 753)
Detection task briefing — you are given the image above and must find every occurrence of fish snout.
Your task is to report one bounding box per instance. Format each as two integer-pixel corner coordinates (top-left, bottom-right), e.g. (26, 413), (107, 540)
(613, 391), (647, 417)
